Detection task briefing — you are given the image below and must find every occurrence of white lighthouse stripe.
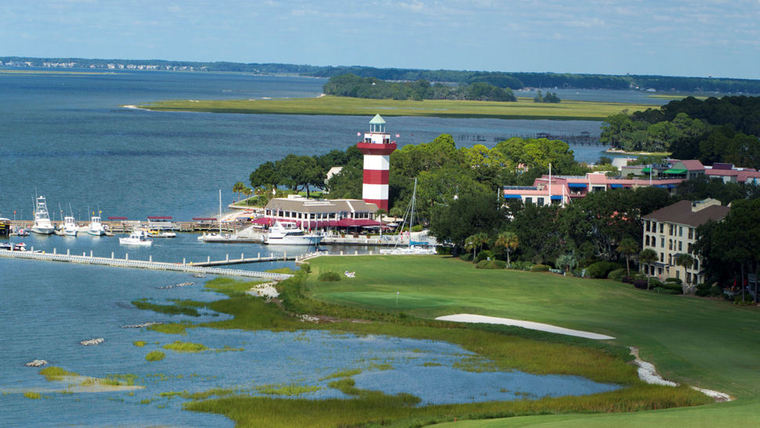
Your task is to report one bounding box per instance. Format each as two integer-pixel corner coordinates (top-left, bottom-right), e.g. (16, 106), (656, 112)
(362, 183), (389, 200)
(363, 155), (390, 171)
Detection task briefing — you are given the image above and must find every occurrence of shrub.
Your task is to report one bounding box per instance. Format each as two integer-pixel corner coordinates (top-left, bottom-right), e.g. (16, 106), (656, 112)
(411, 225), (423, 232)
(459, 253), (473, 262)
(530, 264), (550, 272)
(476, 259), (506, 269)
(665, 277), (683, 285)
(475, 250), (495, 263)
(709, 285), (723, 297)
(586, 261), (621, 279)
(695, 282), (711, 297)
(607, 268), (627, 282)
(510, 261), (533, 271)
(658, 281), (683, 294)
(633, 279), (649, 289)
(435, 246), (452, 255)
(318, 271), (341, 282)
(648, 278), (664, 289)
(300, 263), (311, 274)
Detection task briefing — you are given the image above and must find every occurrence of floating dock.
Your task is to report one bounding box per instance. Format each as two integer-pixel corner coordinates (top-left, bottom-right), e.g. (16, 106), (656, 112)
(0, 249), (293, 281)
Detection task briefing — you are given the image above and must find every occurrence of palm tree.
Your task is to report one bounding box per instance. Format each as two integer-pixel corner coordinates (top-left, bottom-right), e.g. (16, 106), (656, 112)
(616, 237), (639, 278)
(464, 232), (489, 261)
(494, 231), (519, 268)
(639, 248), (658, 289)
(555, 253), (577, 274)
(674, 253), (695, 284)
(232, 181), (246, 202)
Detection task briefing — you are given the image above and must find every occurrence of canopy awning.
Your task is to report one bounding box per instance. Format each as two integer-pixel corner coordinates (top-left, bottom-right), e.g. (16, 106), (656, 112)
(568, 182), (587, 188)
(503, 194), (522, 199)
(335, 218), (384, 227)
(609, 184), (624, 189)
(550, 195), (563, 200)
(664, 168), (687, 175)
(641, 167), (652, 173)
(148, 216), (173, 220)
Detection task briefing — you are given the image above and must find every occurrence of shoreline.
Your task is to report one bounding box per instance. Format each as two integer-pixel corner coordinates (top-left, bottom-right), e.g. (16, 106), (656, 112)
(605, 148), (672, 156)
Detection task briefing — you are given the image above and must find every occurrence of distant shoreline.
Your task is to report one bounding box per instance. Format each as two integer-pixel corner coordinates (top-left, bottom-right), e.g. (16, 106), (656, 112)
(605, 148), (672, 156)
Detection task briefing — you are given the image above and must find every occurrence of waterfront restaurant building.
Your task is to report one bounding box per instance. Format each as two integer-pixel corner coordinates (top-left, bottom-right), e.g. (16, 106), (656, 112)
(640, 199), (729, 286)
(255, 195), (383, 230)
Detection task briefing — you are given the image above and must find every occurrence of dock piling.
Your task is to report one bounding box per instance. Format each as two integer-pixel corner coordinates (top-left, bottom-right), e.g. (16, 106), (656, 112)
(67, 249), (70, 256)
(207, 256), (211, 263)
(149, 255), (152, 262)
(226, 253), (229, 261)
(183, 257), (186, 265)
(90, 250), (93, 258)
(111, 252), (114, 259)
(125, 253), (129, 261)
(53, 248), (56, 255)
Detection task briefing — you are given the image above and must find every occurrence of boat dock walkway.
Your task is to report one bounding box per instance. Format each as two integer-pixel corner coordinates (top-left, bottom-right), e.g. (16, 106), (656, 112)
(0, 249), (293, 281)
(190, 253), (297, 266)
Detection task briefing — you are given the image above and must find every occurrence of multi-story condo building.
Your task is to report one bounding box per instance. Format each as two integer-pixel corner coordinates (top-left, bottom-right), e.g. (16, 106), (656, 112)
(641, 199), (729, 286)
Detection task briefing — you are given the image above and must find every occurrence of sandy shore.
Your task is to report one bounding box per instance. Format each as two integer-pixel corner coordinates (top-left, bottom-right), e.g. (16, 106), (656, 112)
(435, 314), (615, 340)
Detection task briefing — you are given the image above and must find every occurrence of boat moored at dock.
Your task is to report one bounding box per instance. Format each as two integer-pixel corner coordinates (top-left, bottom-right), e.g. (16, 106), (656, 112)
(264, 221), (323, 246)
(87, 216), (106, 236)
(63, 216), (78, 236)
(31, 196), (55, 235)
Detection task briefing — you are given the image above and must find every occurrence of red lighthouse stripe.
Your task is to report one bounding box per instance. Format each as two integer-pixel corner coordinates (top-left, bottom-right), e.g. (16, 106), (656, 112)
(364, 198), (389, 212)
(363, 169), (389, 185)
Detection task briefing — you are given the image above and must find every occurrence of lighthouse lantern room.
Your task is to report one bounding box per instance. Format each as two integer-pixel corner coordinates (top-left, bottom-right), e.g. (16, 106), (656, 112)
(357, 114), (397, 212)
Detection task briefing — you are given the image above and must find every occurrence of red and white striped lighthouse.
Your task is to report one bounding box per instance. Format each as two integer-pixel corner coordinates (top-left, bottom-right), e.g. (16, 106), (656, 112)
(357, 114), (397, 212)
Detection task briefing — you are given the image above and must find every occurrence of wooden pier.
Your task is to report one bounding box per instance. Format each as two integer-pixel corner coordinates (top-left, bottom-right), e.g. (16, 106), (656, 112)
(190, 252), (297, 266)
(0, 249), (293, 280)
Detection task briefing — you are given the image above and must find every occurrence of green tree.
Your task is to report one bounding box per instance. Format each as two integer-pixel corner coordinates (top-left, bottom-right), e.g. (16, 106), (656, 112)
(555, 253), (577, 273)
(616, 237), (639, 277)
(494, 231), (519, 267)
(249, 161), (281, 193)
(464, 233), (489, 261)
(429, 189), (506, 252)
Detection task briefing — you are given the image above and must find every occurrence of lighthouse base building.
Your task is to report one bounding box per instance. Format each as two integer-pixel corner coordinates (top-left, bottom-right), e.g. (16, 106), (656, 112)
(357, 114), (396, 212)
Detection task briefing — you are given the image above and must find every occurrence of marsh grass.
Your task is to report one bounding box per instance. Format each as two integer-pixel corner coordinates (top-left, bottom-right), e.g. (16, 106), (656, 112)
(141, 96), (651, 121)
(133, 341), (146, 347)
(39, 366), (78, 381)
(145, 351), (166, 362)
(255, 384), (321, 396)
(132, 299), (201, 317)
(148, 322), (192, 335)
(130, 266), (712, 427)
(162, 341), (209, 353)
(23, 391), (42, 400)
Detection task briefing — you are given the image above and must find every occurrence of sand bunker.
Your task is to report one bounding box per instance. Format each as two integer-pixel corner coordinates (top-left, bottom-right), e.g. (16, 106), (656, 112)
(435, 314), (615, 340)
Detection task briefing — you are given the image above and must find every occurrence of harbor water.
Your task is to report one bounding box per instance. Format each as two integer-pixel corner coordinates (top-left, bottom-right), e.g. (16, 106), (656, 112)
(0, 71), (632, 426)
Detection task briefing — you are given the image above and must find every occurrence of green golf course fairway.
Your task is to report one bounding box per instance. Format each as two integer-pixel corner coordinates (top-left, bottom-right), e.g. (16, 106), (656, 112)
(305, 255), (760, 426)
(139, 96), (651, 121)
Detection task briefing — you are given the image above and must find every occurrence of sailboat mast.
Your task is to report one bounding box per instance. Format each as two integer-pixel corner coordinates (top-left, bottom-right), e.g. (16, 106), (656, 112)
(409, 178), (417, 248)
(218, 189), (222, 234)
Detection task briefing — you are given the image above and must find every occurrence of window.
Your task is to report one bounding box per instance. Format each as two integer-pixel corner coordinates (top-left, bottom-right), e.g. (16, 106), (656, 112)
(537, 197), (545, 206)
(694, 259), (699, 270)
(668, 254), (672, 265)
(646, 221), (650, 232)
(660, 238), (664, 248)
(676, 270), (680, 279)
(679, 226), (683, 237)
(646, 236), (650, 246)
(669, 239), (673, 250)
(689, 228), (694, 239)
(659, 223), (664, 233)
(687, 272), (692, 284)
(660, 252), (664, 262)
(669, 224), (673, 235)
(688, 243), (693, 253)
(658, 267), (663, 275)
(525, 197), (533, 205)
(678, 241), (682, 251)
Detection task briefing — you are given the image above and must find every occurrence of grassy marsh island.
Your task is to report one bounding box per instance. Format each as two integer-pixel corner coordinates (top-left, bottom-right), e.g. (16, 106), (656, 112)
(125, 263), (750, 427)
(137, 96), (652, 121)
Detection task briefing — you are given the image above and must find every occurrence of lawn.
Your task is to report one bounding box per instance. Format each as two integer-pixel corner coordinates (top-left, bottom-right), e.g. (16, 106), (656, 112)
(138, 95), (651, 121)
(306, 256), (760, 397)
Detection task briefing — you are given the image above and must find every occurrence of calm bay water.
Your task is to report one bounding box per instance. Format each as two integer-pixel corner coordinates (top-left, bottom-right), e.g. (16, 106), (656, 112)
(0, 72), (625, 426)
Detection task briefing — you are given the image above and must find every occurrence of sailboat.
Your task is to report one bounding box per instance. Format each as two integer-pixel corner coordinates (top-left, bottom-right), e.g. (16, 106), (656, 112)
(380, 178), (436, 255)
(31, 196), (56, 235)
(198, 190), (238, 242)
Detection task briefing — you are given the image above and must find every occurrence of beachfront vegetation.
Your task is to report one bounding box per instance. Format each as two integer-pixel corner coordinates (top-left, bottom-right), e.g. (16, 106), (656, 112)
(39, 366), (79, 381)
(140, 96), (650, 121)
(131, 299), (201, 317)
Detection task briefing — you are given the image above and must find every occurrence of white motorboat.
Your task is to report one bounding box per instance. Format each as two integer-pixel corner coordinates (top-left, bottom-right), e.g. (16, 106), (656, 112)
(87, 216), (106, 236)
(63, 216), (78, 236)
(149, 229), (176, 238)
(264, 221), (323, 246)
(31, 196), (55, 235)
(119, 229), (152, 246)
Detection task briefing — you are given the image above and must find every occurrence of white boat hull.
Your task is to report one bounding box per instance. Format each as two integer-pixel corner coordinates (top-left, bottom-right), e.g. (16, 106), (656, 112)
(88, 230), (105, 236)
(119, 238), (152, 246)
(264, 235), (323, 246)
(31, 226), (55, 235)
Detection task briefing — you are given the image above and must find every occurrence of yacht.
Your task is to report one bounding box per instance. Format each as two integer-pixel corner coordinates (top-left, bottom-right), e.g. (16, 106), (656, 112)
(264, 221), (323, 246)
(119, 229), (152, 246)
(31, 196), (55, 235)
(87, 216), (106, 236)
(63, 216), (78, 236)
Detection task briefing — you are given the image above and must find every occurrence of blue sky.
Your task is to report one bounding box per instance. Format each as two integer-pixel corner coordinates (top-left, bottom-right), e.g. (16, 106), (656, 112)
(2, 0), (758, 78)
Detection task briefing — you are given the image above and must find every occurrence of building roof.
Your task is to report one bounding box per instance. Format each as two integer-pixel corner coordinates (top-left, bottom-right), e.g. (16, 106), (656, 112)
(369, 114), (386, 125)
(675, 159), (705, 171)
(642, 199), (729, 227)
(265, 197), (378, 214)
